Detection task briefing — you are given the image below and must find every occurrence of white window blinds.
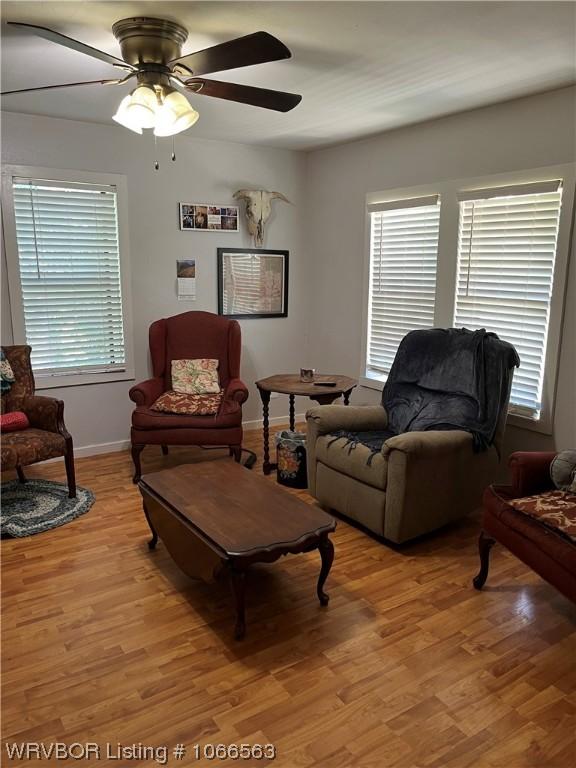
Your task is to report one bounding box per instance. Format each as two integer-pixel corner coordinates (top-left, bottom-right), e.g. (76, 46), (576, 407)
(12, 178), (126, 377)
(454, 182), (563, 418)
(367, 197), (440, 376)
(222, 253), (263, 315)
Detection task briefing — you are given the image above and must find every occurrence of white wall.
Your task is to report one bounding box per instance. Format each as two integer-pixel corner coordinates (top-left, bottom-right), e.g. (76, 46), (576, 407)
(3, 87), (575, 459)
(1, 112), (310, 451)
(305, 86), (576, 460)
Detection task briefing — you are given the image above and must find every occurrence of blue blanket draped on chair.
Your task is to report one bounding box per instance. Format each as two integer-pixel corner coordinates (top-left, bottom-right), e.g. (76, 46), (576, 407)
(330, 328), (520, 462)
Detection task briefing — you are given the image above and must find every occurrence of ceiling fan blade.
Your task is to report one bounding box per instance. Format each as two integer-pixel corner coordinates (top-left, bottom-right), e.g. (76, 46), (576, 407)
(7, 22), (134, 69)
(184, 78), (301, 112)
(170, 31), (291, 76)
(1, 76), (133, 96)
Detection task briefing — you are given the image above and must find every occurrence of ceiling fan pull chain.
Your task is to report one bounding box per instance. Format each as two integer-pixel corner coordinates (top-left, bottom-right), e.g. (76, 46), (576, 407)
(154, 134), (159, 170)
(171, 137), (176, 162)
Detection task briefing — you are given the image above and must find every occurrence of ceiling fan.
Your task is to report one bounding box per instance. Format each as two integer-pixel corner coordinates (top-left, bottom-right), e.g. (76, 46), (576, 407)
(2, 17), (302, 136)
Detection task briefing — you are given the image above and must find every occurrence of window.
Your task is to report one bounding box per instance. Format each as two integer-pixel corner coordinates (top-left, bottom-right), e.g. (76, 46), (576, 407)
(2, 167), (133, 388)
(366, 196), (440, 379)
(362, 166), (574, 432)
(454, 181), (563, 421)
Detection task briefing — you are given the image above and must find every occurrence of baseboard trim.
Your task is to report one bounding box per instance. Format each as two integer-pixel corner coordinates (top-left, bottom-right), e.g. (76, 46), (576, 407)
(39, 439), (132, 464)
(65, 414), (306, 459)
(242, 412), (306, 431)
(73, 440), (132, 459)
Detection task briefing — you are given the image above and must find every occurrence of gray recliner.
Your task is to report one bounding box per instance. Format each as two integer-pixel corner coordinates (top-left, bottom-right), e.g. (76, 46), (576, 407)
(306, 328), (517, 544)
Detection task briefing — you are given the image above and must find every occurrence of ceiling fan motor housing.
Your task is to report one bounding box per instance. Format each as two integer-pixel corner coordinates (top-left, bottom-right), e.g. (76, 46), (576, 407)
(112, 17), (188, 66)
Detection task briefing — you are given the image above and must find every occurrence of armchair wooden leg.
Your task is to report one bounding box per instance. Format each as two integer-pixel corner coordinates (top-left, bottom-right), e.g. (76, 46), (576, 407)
(132, 444), (145, 484)
(473, 530), (496, 590)
(231, 445), (242, 463)
(16, 466), (27, 484)
(161, 445), (169, 455)
(64, 439), (77, 499)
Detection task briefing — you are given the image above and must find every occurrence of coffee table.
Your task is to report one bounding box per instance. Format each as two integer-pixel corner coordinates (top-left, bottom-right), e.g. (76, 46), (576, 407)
(138, 461), (336, 639)
(256, 373), (358, 475)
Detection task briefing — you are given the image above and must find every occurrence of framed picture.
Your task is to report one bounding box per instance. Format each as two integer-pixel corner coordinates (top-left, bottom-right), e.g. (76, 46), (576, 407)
(217, 248), (289, 319)
(179, 203), (239, 232)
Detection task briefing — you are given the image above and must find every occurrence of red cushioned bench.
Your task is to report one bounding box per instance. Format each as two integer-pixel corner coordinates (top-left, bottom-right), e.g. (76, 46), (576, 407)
(473, 451), (576, 603)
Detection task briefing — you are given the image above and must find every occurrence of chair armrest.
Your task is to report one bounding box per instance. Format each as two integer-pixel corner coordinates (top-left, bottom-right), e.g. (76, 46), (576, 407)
(22, 395), (66, 435)
(382, 429), (499, 543)
(224, 378), (249, 405)
(305, 405), (388, 498)
(382, 429), (473, 457)
(306, 405), (388, 435)
(509, 451), (556, 497)
(129, 378), (164, 407)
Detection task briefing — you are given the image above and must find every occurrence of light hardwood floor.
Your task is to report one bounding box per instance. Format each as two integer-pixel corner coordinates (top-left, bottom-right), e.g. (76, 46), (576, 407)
(2, 429), (575, 768)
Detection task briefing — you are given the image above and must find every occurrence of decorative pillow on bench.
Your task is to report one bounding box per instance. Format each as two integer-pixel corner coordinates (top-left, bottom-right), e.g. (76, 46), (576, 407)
(551, 450), (576, 493)
(171, 359), (220, 394)
(151, 391), (223, 416)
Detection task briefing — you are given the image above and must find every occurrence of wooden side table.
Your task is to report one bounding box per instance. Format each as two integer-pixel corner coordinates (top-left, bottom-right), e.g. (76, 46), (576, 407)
(255, 373), (358, 475)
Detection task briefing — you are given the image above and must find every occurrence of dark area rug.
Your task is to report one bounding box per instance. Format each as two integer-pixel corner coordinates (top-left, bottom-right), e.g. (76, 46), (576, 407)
(1, 479), (95, 538)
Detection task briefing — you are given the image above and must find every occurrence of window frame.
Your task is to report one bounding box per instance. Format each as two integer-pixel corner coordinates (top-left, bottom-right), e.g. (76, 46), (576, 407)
(360, 164), (575, 434)
(365, 194), (441, 381)
(1, 165), (135, 389)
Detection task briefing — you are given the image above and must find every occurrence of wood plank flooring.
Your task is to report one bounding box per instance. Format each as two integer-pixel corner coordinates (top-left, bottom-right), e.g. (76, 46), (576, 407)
(2, 428), (575, 767)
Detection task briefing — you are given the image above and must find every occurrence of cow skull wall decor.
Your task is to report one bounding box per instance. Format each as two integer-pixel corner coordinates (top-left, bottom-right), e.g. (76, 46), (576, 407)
(233, 189), (291, 247)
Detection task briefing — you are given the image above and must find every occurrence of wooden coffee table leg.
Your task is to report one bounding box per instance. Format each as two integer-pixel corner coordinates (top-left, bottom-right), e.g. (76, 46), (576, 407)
(289, 394), (296, 431)
(230, 566), (247, 640)
(343, 388), (353, 405)
(317, 534), (334, 606)
(142, 501), (158, 551)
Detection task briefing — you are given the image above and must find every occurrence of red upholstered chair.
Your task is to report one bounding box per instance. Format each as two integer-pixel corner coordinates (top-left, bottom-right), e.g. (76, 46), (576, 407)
(129, 311), (248, 482)
(1, 345), (76, 497)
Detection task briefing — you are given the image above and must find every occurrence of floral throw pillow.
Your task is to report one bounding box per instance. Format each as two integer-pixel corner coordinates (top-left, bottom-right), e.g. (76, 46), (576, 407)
(1, 349), (15, 395)
(151, 391), (223, 416)
(171, 359), (220, 394)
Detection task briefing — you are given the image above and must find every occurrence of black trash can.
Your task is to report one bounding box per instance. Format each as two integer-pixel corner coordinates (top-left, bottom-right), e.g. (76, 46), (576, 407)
(275, 430), (308, 489)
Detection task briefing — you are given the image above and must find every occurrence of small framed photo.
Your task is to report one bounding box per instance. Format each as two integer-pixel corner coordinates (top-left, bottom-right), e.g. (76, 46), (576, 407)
(217, 248), (289, 319)
(179, 203), (239, 232)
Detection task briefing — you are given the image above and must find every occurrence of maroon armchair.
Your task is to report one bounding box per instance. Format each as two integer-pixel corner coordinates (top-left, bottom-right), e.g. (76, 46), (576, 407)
(129, 311), (248, 482)
(1, 345), (76, 497)
(474, 451), (576, 603)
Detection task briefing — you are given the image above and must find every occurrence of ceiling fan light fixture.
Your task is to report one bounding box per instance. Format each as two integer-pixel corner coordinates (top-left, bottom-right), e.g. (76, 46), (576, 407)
(153, 89), (199, 137)
(124, 85), (158, 129)
(112, 94), (143, 133)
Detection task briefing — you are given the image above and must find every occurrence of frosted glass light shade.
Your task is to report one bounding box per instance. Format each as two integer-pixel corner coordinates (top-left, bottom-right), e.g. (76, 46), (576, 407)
(125, 85), (158, 129)
(154, 90), (199, 137)
(113, 85), (199, 137)
(112, 95), (143, 134)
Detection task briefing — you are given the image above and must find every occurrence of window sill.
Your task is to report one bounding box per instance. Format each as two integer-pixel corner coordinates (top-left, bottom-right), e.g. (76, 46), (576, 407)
(35, 369), (135, 390)
(506, 411), (553, 436)
(359, 372), (387, 391)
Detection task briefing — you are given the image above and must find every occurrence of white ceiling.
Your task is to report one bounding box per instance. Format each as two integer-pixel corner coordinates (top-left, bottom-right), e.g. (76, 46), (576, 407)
(1, 1), (575, 150)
